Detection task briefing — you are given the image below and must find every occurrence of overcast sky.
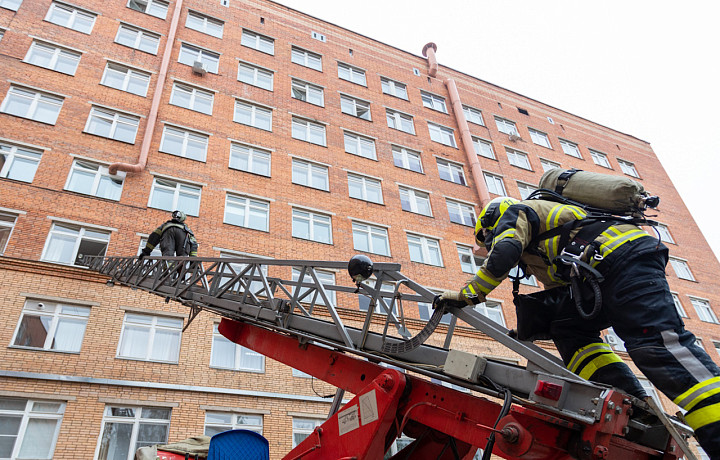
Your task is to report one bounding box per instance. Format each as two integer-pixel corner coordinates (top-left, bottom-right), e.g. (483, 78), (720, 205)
(274, 0), (720, 262)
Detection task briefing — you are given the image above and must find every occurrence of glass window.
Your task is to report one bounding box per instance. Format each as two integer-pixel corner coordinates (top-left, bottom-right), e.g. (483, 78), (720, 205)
(517, 182), (537, 200)
(508, 265), (538, 286)
(12, 299), (90, 352)
(45, 2), (96, 34)
(127, 0), (168, 19)
(186, 10), (223, 38)
(399, 186), (432, 216)
(456, 244), (484, 274)
(420, 91), (447, 113)
(0, 141), (43, 183)
(386, 109), (415, 134)
(589, 149), (612, 169)
(506, 147), (531, 170)
(528, 127), (551, 148)
(115, 24), (159, 54)
(25, 40), (81, 75)
(672, 293), (688, 318)
(446, 199), (475, 226)
(85, 107), (140, 143)
(149, 178), (201, 216)
(229, 143), (271, 177)
(117, 313), (182, 362)
(392, 145), (422, 173)
(0, 0), (22, 11)
(204, 412), (262, 437)
(65, 159), (124, 200)
(291, 118), (326, 146)
(618, 159), (639, 177)
(474, 300), (505, 326)
(1, 86), (64, 124)
(218, 252), (268, 297)
(407, 234), (442, 266)
(540, 158), (561, 172)
(291, 46), (322, 71)
(292, 158), (328, 191)
(41, 222), (110, 266)
(234, 100), (272, 131)
(241, 29), (274, 55)
(291, 79), (324, 106)
(0, 397), (65, 459)
(473, 137), (495, 159)
(292, 209), (332, 244)
(380, 77), (407, 100)
(238, 61), (273, 91)
(436, 159), (466, 185)
(559, 139), (582, 158)
(97, 406), (170, 460)
(160, 126), (208, 162)
(655, 223), (674, 244)
(714, 341), (720, 359)
(170, 83), (214, 115)
(210, 323), (264, 371)
(428, 122), (456, 147)
(337, 62), (366, 86)
(352, 222), (389, 256)
(358, 281), (396, 314)
(347, 173), (382, 204)
(292, 267), (336, 306)
(418, 299), (452, 325)
(604, 327), (626, 352)
(669, 257), (695, 281)
(484, 172), (506, 195)
(138, 237), (161, 257)
(224, 194), (269, 232)
(343, 132), (376, 160)
(178, 43), (219, 73)
(292, 418), (322, 448)
(691, 298), (718, 324)
(494, 116), (518, 136)
(463, 105), (484, 125)
(638, 378), (664, 410)
(340, 95), (371, 120)
(0, 212), (17, 254)
(101, 62), (151, 97)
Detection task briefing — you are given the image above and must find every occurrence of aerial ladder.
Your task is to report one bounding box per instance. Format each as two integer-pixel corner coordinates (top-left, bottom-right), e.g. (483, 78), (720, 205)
(84, 254), (695, 460)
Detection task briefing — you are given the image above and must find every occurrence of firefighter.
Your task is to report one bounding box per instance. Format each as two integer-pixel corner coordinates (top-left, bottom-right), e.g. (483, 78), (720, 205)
(140, 210), (198, 258)
(438, 196), (720, 458)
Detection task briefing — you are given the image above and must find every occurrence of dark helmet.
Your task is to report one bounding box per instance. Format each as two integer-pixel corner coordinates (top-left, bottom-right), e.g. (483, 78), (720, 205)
(475, 197), (518, 244)
(171, 210), (187, 223)
(348, 254), (373, 283)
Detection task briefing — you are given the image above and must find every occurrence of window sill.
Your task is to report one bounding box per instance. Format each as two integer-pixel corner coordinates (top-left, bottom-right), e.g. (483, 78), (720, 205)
(342, 112), (372, 122)
(115, 42), (159, 56)
(159, 149), (208, 163)
(228, 167), (271, 178)
(222, 222), (270, 233)
(382, 93), (409, 102)
(338, 78), (367, 88)
(290, 137), (327, 148)
(438, 178), (468, 187)
(22, 61), (77, 76)
(82, 131), (137, 145)
(115, 356), (179, 365)
(99, 83), (148, 97)
(8, 345), (81, 354)
(291, 236), (333, 245)
(348, 196), (384, 206)
(1, 111), (57, 126)
(292, 98), (324, 108)
(209, 365), (265, 374)
(387, 127), (416, 136)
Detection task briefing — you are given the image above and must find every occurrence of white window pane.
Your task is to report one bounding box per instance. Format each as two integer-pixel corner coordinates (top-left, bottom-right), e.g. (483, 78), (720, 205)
(17, 418), (57, 458)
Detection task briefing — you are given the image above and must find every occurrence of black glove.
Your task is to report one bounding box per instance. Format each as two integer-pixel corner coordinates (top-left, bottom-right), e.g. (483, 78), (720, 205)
(434, 290), (469, 310)
(138, 252), (147, 260)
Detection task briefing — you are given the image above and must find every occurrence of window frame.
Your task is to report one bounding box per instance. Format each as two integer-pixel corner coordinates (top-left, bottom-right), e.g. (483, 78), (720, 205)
(528, 127), (552, 149)
(45, 2), (97, 34)
(672, 292), (688, 318)
(516, 181), (537, 200)
(233, 100), (272, 131)
(436, 158), (466, 186)
(291, 46), (322, 71)
(559, 138), (582, 158)
(351, 221), (390, 256)
(237, 61), (273, 91)
(148, 177), (201, 216)
(291, 78), (324, 106)
(0, 141), (43, 183)
(84, 106), (140, 144)
(159, 125), (209, 162)
(291, 208), (333, 244)
(291, 267), (337, 306)
(462, 105), (484, 125)
(178, 43), (220, 74)
(420, 91), (448, 113)
(101, 62), (151, 97)
(204, 411), (263, 437)
(669, 257), (695, 281)
(484, 172), (507, 195)
(40, 222), (110, 266)
(169, 82), (214, 115)
(618, 158), (640, 177)
(291, 158), (329, 191)
(347, 173), (383, 204)
(494, 116), (519, 136)
(0, 397), (66, 459)
(115, 23), (160, 55)
(343, 131), (376, 160)
(391, 145), (423, 173)
(291, 117), (326, 146)
(25, 40), (82, 75)
(1, 85), (64, 125)
(337, 62), (366, 86)
(427, 122), (457, 147)
(589, 149), (612, 169)
(446, 199), (475, 227)
(340, 94), (371, 120)
(456, 244), (484, 275)
(505, 147), (532, 170)
(241, 29), (274, 55)
(472, 136), (495, 159)
(292, 418), (322, 448)
(186, 10), (224, 38)
(540, 158), (561, 172)
(64, 159), (125, 200)
(96, 405), (171, 460)
(399, 185), (432, 217)
(116, 312), (183, 363)
(0, 211), (18, 254)
(655, 223), (674, 244)
(386, 108), (415, 134)
(11, 298), (91, 353)
(127, 0), (168, 19)
(229, 142), (271, 177)
(223, 193), (270, 232)
(380, 77), (408, 100)
(690, 297), (718, 324)
(406, 233), (443, 267)
(474, 299), (506, 327)
(0, 0), (21, 12)
(210, 323), (265, 371)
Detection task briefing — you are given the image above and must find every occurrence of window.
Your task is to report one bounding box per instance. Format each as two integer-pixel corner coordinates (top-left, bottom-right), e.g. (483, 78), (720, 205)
(210, 323), (264, 371)
(348, 173), (382, 204)
(418, 299), (452, 325)
(218, 252), (269, 296)
(714, 341), (720, 359)
(115, 24), (160, 54)
(344, 132), (376, 160)
(528, 127), (551, 148)
(446, 199), (475, 226)
(589, 149), (612, 168)
(428, 122), (456, 147)
(392, 145), (422, 173)
(224, 194), (269, 232)
(399, 186), (431, 216)
(101, 62), (151, 96)
(474, 300), (505, 326)
(178, 43), (219, 73)
(65, 159), (124, 200)
(186, 10), (223, 38)
(13, 298), (90, 353)
(494, 116), (518, 136)
(506, 147), (531, 170)
(205, 412), (262, 437)
(669, 257), (695, 281)
(517, 182), (537, 200)
(340, 95), (371, 120)
(540, 158), (561, 172)
(638, 378), (664, 409)
(291, 46), (322, 71)
(292, 267), (336, 306)
(85, 107), (140, 143)
(160, 126), (208, 161)
(234, 100), (272, 131)
(509, 265), (538, 286)
(311, 31), (326, 42)
(436, 159), (466, 185)
(241, 29), (274, 54)
(149, 178), (201, 216)
(421, 91), (447, 113)
(1, 86), (63, 124)
(291, 159), (327, 192)
(380, 77), (407, 100)
(691, 298), (718, 324)
(0, 29), (4, 41)
(618, 159), (639, 177)
(229, 143), (271, 177)
(170, 83), (214, 114)
(407, 234), (442, 266)
(0, 212), (17, 254)
(672, 293), (688, 318)
(359, 281), (396, 315)
(291, 117), (326, 146)
(291, 79), (323, 106)
(45, 2), (96, 33)
(0, 397), (65, 459)
(559, 139), (582, 158)
(457, 244), (483, 274)
(118, 313), (182, 362)
(25, 40), (81, 75)
(0, 0), (21, 11)
(352, 222), (389, 256)
(292, 418), (322, 448)
(473, 137), (495, 159)
(386, 109), (415, 134)
(128, 0), (168, 19)
(238, 61), (273, 90)
(337, 62), (366, 86)
(655, 223), (674, 244)
(292, 209), (332, 244)
(41, 222), (109, 265)
(463, 105), (484, 125)
(604, 327), (626, 352)
(97, 406), (170, 460)
(696, 337), (705, 350)
(0, 141), (42, 182)
(484, 172), (506, 195)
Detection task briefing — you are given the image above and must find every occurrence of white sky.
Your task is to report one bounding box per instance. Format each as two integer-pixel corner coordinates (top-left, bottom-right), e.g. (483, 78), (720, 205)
(274, 0), (720, 262)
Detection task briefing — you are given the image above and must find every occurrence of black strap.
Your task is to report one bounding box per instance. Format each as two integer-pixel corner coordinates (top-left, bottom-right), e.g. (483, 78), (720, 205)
(554, 168), (581, 194)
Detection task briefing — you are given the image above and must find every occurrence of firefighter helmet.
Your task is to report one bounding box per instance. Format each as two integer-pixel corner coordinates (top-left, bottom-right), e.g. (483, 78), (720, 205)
(171, 210), (187, 223)
(476, 197), (519, 236)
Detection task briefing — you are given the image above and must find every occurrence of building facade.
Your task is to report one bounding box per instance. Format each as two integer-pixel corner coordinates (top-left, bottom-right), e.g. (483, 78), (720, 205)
(0, 0), (718, 458)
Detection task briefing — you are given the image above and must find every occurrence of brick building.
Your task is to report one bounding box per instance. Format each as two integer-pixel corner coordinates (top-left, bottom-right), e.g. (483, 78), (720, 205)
(0, 0), (718, 458)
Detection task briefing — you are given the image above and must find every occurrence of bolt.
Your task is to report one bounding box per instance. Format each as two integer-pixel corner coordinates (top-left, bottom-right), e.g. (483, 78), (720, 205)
(593, 446), (608, 459)
(626, 408), (633, 416)
(605, 414), (612, 422)
(589, 410), (597, 417)
(579, 409), (586, 415)
(501, 425), (520, 444)
(379, 375), (394, 390)
(607, 401), (614, 410)
(591, 398), (600, 405)
(622, 426), (630, 435)
(615, 407), (622, 414)
(622, 398), (632, 405)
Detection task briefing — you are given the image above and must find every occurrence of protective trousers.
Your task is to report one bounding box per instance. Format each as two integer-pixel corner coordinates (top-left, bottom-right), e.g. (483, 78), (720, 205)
(550, 251), (720, 458)
(160, 226), (190, 256)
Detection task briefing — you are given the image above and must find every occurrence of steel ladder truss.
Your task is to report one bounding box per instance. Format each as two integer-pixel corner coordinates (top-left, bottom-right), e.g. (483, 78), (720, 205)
(84, 255), (688, 459)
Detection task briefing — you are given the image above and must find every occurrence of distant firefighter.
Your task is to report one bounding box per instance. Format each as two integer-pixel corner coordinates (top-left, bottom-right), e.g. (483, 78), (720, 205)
(140, 210), (198, 258)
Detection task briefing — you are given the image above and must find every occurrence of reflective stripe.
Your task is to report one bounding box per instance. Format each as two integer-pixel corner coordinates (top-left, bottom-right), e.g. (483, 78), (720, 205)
(674, 376), (720, 411)
(661, 330), (715, 382)
(591, 228), (649, 268)
(577, 352), (625, 380)
(470, 270), (500, 294)
(684, 401), (720, 430)
(493, 228), (516, 247)
(567, 342), (613, 373)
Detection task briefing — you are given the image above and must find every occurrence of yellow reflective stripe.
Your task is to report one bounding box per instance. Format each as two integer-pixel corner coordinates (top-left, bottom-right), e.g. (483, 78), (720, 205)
(567, 342), (612, 373)
(591, 229), (649, 268)
(464, 284), (477, 295)
(674, 376), (720, 411)
(493, 229), (516, 246)
(684, 401), (720, 430)
(577, 352), (625, 380)
(474, 270), (500, 294)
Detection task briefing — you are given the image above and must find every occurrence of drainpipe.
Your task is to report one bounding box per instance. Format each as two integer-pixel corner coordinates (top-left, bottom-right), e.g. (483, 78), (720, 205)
(109, 0), (184, 175)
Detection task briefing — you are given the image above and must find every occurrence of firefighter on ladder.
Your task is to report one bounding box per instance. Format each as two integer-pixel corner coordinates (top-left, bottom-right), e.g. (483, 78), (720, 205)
(438, 197), (720, 458)
(139, 210), (198, 259)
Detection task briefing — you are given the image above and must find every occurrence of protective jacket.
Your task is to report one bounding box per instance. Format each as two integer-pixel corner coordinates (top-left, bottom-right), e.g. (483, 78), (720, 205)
(142, 220), (198, 257)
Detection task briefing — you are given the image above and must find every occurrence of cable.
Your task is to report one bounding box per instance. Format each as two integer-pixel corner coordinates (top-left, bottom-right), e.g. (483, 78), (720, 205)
(311, 376), (335, 399)
(481, 387), (513, 460)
